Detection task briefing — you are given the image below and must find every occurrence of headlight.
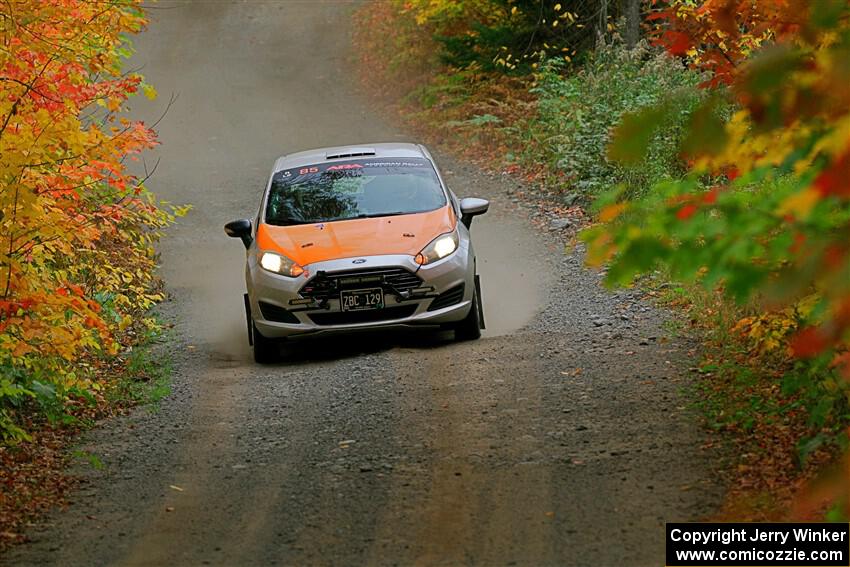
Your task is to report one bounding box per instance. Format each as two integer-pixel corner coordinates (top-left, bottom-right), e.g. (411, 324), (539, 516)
(415, 230), (459, 265)
(259, 251), (304, 277)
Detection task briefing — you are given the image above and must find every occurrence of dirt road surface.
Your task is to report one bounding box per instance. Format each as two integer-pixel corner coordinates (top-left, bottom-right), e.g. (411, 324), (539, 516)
(6, 2), (722, 566)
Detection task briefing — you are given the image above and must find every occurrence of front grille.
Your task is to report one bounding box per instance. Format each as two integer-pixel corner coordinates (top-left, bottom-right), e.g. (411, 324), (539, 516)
(259, 301), (300, 324)
(307, 304), (417, 326)
(428, 284), (465, 312)
(299, 267), (422, 301)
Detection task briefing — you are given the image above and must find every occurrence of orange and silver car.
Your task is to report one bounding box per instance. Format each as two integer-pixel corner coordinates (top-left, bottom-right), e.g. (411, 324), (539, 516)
(225, 143), (489, 362)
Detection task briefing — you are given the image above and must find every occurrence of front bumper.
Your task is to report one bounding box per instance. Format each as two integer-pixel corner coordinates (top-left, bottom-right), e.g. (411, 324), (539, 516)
(246, 246), (475, 339)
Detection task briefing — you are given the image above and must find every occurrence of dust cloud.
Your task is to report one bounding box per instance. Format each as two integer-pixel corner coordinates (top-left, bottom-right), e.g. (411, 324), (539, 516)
(472, 213), (550, 336)
(158, 224), (254, 361)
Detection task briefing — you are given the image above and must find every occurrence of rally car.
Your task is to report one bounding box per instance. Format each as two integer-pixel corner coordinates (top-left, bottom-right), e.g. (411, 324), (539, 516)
(225, 143), (489, 363)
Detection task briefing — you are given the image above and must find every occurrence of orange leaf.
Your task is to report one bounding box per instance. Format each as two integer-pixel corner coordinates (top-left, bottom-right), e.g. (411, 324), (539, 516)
(599, 203), (627, 222)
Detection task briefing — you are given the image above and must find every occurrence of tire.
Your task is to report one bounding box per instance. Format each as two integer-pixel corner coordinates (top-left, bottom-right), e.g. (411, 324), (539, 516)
(252, 323), (279, 364)
(454, 286), (482, 341)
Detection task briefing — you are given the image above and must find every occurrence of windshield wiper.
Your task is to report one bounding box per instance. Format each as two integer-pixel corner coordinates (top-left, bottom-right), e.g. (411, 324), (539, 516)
(266, 217), (318, 226)
(360, 211), (409, 219)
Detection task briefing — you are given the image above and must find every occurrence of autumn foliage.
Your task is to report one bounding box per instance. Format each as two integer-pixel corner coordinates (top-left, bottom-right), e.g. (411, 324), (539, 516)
(586, 0), (850, 376)
(0, 1), (180, 441)
(397, 0), (633, 72)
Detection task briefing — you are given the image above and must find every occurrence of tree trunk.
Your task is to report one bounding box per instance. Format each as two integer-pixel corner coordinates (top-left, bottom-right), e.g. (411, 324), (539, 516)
(624, 0), (641, 49)
(598, 0), (609, 47)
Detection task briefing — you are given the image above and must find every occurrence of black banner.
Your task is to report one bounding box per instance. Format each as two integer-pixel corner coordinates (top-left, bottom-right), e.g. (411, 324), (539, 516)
(667, 523), (850, 566)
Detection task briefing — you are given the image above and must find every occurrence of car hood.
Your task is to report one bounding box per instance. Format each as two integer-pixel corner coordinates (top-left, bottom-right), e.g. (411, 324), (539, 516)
(255, 206), (457, 266)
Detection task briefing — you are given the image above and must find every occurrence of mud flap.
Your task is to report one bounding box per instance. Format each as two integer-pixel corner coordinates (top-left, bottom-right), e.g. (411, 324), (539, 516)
(475, 274), (485, 329)
(243, 293), (254, 346)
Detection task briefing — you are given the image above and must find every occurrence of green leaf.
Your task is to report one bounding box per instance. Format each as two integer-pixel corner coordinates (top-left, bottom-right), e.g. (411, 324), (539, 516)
(681, 96), (728, 158)
(809, 0), (847, 30)
(797, 433), (828, 465)
(30, 379), (57, 403)
(608, 103), (669, 165)
(606, 236), (669, 285)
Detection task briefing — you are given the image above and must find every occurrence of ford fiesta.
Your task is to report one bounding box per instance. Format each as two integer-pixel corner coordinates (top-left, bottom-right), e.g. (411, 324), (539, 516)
(225, 143), (489, 363)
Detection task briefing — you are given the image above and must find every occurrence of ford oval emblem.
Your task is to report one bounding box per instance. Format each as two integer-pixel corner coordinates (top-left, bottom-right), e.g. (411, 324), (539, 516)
(352, 259), (366, 264)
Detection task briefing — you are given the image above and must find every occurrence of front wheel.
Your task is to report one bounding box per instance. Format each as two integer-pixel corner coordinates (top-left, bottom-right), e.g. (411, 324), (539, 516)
(454, 285), (482, 341)
(252, 323), (279, 364)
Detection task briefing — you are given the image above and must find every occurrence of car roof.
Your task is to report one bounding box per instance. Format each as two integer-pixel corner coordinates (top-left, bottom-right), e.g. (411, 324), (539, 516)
(272, 142), (432, 172)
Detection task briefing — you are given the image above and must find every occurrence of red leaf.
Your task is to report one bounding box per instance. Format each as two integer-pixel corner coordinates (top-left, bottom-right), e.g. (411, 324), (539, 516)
(676, 203), (699, 220)
(790, 327), (829, 358)
(824, 245), (846, 269)
(814, 150), (850, 198)
(645, 12), (670, 22)
(0, 301), (15, 317)
(662, 31), (692, 56)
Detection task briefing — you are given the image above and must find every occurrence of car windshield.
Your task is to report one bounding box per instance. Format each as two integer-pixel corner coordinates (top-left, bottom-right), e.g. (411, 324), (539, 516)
(265, 157), (447, 225)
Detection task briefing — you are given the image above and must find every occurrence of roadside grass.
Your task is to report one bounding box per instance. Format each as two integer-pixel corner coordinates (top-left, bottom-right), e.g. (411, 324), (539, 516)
(352, 0), (847, 520)
(107, 323), (174, 412)
(70, 449), (105, 471)
(0, 317), (174, 549)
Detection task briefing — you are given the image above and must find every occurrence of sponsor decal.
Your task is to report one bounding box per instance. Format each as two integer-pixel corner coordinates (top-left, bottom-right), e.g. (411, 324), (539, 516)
(327, 164), (364, 171)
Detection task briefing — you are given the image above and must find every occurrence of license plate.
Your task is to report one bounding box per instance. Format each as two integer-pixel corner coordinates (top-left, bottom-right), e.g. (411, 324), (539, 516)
(340, 288), (384, 311)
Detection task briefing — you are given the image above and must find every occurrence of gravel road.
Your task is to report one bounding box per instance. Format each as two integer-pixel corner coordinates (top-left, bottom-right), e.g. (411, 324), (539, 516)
(6, 2), (722, 566)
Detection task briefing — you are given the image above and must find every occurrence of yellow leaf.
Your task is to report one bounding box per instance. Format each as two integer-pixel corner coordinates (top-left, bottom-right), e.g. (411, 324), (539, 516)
(776, 188), (820, 220)
(599, 203), (627, 222)
(142, 84), (157, 100)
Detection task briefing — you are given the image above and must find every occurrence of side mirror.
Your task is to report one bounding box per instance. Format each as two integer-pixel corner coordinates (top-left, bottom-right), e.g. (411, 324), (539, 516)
(225, 218), (253, 249)
(459, 197), (489, 228)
